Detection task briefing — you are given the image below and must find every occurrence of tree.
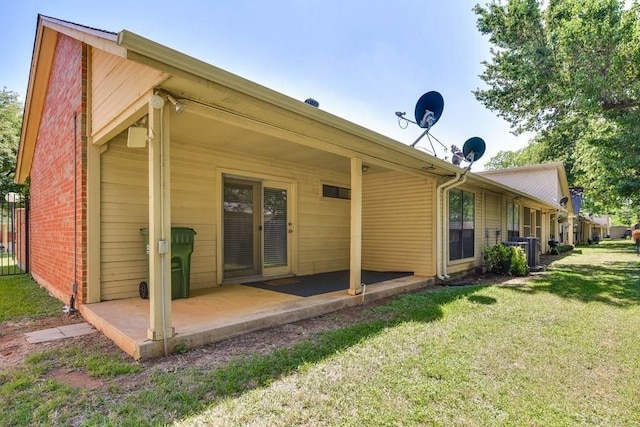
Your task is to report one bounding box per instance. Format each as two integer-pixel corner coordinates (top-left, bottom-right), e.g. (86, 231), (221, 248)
(0, 88), (24, 197)
(474, 0), (640, 132)
(474, 0), (640, 214)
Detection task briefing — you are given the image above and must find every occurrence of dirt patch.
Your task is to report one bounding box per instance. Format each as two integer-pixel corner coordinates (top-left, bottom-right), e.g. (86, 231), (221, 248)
(49, 367), (105, 390)
(0, 313), (87, 370)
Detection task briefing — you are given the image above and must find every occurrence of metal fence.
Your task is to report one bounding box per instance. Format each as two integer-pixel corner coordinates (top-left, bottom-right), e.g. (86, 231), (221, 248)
(0, 192), (28, 276)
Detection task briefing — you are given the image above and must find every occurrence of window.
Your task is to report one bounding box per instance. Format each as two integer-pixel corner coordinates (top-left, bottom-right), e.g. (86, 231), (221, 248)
(507, 201), (520, 240)
(322, 184), (351, 200)
(449, 189), (475, 260)
(523, 207), (531, 237)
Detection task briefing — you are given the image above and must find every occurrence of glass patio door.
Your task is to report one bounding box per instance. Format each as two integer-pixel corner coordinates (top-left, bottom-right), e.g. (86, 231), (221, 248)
(223, 178), (291, 279)
(223, 179), (260, 278)
(262, 181), (291, 277)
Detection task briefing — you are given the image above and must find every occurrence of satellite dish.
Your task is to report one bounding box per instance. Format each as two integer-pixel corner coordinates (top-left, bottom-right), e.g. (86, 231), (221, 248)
(414, 91), (444, 129)
(559, 196), (569, 206)
(304, 98), (319, 108)
(396, 91), (447, 155)
(462, 137), (486, 162)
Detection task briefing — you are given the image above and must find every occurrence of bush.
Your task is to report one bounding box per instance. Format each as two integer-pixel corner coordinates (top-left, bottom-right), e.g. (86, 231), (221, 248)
(557, 244), (574, 254)
(482, 244), (511, 274)
(509, 246), (529, 276)
(482, 243), (529, 277)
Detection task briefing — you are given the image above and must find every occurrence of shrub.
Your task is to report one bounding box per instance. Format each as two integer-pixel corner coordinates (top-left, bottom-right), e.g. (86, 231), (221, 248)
(509, 246), (529, 276)
(482, 244), (511, 274)
(482, 243), (529, 276)
(557, 244), (574, 254)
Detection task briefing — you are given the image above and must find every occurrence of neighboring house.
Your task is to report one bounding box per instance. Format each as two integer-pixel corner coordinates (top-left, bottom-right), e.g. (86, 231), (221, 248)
(17, 16), (561, 358)
(570, 188), (610, 244)
(576, 215), (610, 244)
(478, 163), (576, 250)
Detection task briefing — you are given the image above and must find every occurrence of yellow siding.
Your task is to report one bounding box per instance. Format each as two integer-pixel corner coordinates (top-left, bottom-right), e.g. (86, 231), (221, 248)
(362, 171), (435, 276)
(484, 191), (502, 247)
(100, 133), (353, 300)
(100, 133), (148, 300)
(91, 49), (166, 141)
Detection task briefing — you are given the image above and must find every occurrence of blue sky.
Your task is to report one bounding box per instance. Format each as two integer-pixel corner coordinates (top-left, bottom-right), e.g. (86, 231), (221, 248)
(0, 1), (532, 170)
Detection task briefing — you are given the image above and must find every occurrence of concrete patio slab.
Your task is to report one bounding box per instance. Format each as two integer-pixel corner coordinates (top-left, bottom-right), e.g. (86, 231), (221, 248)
(81, 275), (436, 360)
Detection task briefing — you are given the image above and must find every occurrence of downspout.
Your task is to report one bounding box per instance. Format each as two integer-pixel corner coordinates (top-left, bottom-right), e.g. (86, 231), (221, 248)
(70, 112), (79, 313)
(436, 172), (467, 280)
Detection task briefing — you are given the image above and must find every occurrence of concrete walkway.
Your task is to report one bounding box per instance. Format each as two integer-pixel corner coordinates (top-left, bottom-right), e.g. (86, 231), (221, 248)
(25, 322), (96, 344)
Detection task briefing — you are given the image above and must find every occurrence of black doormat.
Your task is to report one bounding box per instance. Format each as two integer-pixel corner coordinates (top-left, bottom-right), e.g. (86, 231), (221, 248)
(243, 270), (412, 297)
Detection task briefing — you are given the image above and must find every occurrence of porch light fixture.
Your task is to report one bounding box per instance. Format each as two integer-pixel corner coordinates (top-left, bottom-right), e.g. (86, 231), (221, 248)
(149, 94), (165, 109)
(362, 165), (369, 173)
(166, 93), (187, 114)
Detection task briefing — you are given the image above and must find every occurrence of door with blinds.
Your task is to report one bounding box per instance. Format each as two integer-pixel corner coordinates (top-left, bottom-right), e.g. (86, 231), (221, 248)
(223, 177), (292, 279)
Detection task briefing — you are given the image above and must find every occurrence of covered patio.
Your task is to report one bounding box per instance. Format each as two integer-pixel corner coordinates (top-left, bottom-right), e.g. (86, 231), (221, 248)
(81, 273), (435, 360)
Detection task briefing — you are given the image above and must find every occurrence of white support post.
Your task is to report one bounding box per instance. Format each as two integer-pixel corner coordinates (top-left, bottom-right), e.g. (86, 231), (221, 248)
(568, 216), (575, 246)
(147, 103), (174, 341)
(349, 157), (363, 295)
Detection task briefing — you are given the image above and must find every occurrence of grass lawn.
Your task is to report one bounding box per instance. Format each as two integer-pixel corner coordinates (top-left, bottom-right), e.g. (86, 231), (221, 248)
(0, 274), (62, 322)
(1, 240), (639, 426)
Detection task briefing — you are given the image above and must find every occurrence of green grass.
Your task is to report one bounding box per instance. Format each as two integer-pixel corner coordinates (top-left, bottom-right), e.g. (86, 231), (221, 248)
(0, 274), (61, 322)
(0, 254), (24, 275)
(2, 240), (640, 425)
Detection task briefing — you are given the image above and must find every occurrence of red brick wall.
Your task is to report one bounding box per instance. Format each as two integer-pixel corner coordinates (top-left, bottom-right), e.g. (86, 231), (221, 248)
(29, 34), (87, 305)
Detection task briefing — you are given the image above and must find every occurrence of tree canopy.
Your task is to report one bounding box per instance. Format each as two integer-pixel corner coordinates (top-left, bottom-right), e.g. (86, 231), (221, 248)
(0, 88), (24, 197)
(474, 0), (640, 220)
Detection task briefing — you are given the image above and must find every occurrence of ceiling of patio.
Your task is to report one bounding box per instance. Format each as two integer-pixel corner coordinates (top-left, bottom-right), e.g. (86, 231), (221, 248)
(170, 108), (377, 175)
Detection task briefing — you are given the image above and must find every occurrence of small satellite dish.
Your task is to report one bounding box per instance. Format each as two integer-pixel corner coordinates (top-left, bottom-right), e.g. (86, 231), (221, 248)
(559, 196), (569, 206)
(304, 98), (319, 108)
(414, 91), (444, 129)
(462, 137), (486, 162)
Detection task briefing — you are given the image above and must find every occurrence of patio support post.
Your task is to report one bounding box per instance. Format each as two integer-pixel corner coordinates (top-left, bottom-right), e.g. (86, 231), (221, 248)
(349, 157), (363, 295)
(147, 102), (174, 341)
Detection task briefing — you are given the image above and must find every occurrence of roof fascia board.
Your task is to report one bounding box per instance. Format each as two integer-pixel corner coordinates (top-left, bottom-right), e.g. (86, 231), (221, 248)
(479, 161), (565, 176)
(16, 24), (57, 183)
(40, 16), (126, 57)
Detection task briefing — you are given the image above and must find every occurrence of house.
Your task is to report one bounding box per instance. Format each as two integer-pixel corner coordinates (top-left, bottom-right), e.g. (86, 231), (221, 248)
(576, 215), (610, 244)
(478, 163), (576, 250)
(16, 15), (561, 359)
(569, 188), (610, 244)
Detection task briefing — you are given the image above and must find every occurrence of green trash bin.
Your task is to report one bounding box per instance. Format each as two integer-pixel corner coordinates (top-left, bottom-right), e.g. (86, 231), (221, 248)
(140, 227), (196, 299)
